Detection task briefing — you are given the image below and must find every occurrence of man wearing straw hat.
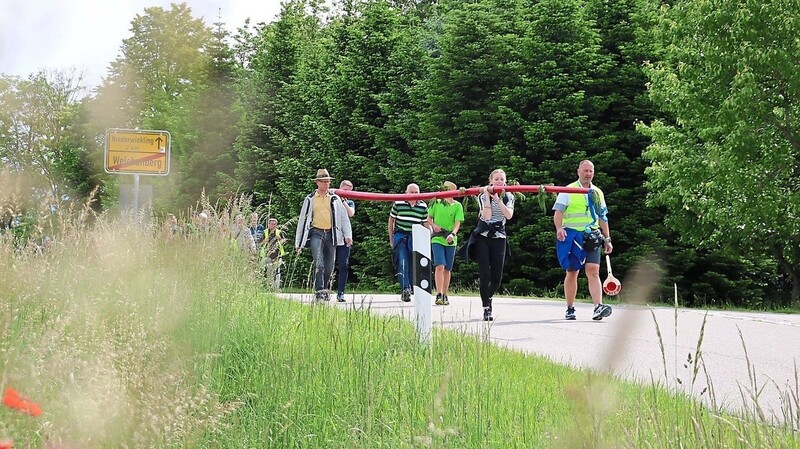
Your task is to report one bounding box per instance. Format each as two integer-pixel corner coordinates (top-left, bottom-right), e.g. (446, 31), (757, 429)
(295, 168), (353, 301)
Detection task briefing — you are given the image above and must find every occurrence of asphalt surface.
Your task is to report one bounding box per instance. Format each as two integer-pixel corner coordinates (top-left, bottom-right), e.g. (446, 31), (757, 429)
(281, 292), (800, 423)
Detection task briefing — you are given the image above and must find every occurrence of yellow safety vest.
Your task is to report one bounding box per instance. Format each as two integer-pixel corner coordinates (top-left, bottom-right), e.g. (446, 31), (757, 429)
(262, 228), (286, 257)
(562, 181), (604, 231)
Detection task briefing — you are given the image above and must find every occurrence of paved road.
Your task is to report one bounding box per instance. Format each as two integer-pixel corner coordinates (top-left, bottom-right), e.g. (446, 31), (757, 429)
(281, 292), (800, 423)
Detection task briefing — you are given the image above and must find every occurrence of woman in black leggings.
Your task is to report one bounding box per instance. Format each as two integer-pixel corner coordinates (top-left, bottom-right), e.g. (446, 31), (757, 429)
(473, 169), (515, 321)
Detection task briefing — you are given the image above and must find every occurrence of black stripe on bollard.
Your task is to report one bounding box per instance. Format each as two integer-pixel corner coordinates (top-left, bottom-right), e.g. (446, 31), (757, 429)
(413, 247), (432, 294)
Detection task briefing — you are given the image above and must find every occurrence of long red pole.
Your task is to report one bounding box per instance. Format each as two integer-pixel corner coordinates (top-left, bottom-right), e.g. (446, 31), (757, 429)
(334, 184), (588, 202)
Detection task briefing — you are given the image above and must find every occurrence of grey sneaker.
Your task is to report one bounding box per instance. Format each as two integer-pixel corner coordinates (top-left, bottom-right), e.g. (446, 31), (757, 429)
(483, 307), (493, 321)
(565, 307), (576, 320)
(443, 294), (450, 306)
(337, 294), (345, 303)
(401, 289), (412, 302)
(592, 303), (612, 320)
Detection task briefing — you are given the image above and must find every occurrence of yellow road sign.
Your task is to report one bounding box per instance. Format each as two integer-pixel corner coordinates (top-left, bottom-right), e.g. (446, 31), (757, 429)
(104, 129), (171, 175)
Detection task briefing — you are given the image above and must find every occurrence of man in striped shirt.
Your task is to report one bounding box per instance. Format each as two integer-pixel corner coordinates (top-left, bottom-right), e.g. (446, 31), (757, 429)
(388, 183), (429, 302)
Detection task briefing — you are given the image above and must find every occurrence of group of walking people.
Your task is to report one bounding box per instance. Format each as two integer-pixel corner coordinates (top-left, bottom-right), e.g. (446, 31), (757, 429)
(386, 171), (514, 322)
(293, 160), (614, 322)
(163, 207), (288, 288)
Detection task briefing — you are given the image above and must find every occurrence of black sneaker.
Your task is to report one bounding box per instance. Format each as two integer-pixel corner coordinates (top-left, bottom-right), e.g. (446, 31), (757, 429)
(314, 291), (325, 301)
(435, 293), (444, 305)
(401, 289), (412, 302)
(483, 307), (493, 321)
(565, 307), (576, 320)
(443, 294), (449, 306)
(592, 303), (612, 320)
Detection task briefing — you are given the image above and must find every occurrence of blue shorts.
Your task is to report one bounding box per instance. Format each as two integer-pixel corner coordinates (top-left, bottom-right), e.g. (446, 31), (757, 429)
(432, 243), (456, 271)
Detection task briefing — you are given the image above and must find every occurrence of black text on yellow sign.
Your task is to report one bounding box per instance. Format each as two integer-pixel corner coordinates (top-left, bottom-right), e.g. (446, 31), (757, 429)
(104, 129), (171, 175)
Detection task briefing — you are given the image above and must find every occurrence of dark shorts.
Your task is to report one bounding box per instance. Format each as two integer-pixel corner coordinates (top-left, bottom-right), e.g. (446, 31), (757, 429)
(567, 247), (601, 272)
(585, 246), (601, 265)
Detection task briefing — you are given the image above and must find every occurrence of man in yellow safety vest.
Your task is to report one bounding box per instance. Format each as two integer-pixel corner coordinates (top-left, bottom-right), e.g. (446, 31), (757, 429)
(263, 217), (286, 288)
(553, 160), (614, 321)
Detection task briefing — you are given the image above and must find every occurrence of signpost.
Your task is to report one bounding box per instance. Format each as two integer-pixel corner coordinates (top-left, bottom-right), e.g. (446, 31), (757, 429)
(105, 129), (170, 175)
(104, 128), (171, 214)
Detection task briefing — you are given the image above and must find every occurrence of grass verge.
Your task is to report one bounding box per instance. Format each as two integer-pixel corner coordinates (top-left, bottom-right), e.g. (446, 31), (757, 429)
(0, 216), (797, 448)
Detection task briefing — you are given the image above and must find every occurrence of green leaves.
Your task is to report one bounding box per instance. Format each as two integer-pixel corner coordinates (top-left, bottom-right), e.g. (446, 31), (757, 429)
(537, 185), (547, 213)
(2, 0), (786, 304)
(0, 71), (96, 219)
(642, 0), (800, 303)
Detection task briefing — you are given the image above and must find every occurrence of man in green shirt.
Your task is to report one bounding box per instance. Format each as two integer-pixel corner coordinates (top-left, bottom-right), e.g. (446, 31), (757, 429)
(428, 181), (464, 305)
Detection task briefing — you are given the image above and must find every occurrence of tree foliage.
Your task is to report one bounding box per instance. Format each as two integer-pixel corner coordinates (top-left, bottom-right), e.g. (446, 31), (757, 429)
(235, 0), (326, 210)
(93, 3), (213, 127)
(641, 0), (800, 304)
(172, 19), (241, 210)
(6, 0), (797, 307)
(90, 2), (242, 212)
(0, 71), (99, 212)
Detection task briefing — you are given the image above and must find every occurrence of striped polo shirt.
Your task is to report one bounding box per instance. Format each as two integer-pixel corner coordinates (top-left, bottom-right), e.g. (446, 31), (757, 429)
(390, 200), (428, 232)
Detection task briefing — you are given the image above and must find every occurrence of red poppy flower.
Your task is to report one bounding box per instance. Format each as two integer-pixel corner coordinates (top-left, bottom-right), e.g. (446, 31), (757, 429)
(2, 388), (42, 417)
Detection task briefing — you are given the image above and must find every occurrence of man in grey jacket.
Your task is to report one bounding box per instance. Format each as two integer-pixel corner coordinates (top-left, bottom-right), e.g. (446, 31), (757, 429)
(295, 168), (353, 301)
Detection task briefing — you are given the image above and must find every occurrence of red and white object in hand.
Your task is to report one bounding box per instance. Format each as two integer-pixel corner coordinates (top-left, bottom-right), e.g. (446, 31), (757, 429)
(603, 254), (622, 296)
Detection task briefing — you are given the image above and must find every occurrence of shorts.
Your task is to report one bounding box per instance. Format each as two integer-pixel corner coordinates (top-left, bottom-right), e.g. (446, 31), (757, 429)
(432, 243), (456, 271)
(585, 246), (601, 265)
(567, 246), (601, 271)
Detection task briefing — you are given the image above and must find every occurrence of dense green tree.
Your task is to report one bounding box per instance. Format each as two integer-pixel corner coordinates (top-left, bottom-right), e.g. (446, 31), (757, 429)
(0, 71), (99, 213)
(640, 0), (800, 305)
(235, 0), (325, 210)
(173, 18), (241, 210)
(92, 3), (213, 129)
(90, 3), (232, 212)
(326, 2), (421, 185)
(419, 0), (524, 186)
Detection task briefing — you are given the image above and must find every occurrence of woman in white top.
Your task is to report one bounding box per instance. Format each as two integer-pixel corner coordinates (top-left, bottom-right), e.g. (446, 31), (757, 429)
(473, 169), (514, 321)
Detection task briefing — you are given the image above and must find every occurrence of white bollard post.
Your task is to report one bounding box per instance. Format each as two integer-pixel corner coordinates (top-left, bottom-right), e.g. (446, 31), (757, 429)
(412, 224), (433, 346)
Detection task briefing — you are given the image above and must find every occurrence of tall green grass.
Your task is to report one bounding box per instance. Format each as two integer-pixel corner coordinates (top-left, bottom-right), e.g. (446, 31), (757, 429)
(1, 214), (798, 448)
(209, 293), (799, 448)
(0, 215), (241, 447)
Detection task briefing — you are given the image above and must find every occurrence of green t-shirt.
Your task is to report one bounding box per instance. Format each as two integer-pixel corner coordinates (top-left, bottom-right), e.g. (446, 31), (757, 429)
(428, 199), (465, 246)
